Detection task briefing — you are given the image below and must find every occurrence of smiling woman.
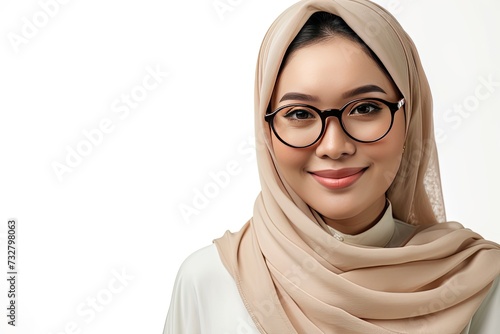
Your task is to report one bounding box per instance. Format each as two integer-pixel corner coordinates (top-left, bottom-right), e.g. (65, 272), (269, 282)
(164, 0), (500, 333)
(269, 35), (406, 235)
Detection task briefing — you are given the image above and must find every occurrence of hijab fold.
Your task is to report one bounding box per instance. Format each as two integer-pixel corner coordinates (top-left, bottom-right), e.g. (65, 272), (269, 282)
(214, 0), (500, 332)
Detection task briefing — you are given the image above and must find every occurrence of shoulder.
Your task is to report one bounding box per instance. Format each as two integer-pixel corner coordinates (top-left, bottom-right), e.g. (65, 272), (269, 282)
(171, 243), (237, 300)
(165, 244), (258, 334)
(176, 243), (229, 284)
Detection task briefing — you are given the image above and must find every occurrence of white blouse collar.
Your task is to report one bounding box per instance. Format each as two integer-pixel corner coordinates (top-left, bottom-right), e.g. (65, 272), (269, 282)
(326, 201), (395, 247)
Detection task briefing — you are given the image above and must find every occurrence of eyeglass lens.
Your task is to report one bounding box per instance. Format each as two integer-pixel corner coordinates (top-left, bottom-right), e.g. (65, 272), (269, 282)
(272, 99), (394, 147)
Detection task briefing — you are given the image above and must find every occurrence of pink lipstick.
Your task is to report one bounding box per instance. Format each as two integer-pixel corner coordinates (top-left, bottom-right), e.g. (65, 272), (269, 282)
(309, 168), (367, 189)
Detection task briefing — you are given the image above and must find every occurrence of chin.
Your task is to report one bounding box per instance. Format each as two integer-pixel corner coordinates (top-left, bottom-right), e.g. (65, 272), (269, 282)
(305, 183), (386, 225)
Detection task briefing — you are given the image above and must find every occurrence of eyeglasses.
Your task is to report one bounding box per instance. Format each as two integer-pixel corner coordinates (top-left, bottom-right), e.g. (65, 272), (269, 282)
(265, 97), (405, 148)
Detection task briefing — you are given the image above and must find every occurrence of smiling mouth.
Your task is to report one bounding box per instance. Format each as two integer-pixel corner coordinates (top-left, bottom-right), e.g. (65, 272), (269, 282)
(309, 167), (367, 189)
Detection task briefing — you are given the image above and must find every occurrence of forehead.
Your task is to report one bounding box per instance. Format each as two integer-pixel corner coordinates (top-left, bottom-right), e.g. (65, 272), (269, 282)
(273, 37), (398, 106)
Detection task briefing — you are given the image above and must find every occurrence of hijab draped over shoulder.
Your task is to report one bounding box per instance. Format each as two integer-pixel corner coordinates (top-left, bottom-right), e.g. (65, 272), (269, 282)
(214, 0), (500, 332)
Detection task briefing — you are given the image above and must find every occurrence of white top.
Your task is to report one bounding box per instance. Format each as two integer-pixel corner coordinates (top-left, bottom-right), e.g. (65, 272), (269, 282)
(323, 202), (417, 248)
(164, 207), (500, 333)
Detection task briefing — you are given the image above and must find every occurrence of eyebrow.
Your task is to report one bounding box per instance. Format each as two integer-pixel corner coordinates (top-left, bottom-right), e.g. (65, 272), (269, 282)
(279, 92), (319, 103)
(341, 84), (387, 99)
(278, 84), (387, 103)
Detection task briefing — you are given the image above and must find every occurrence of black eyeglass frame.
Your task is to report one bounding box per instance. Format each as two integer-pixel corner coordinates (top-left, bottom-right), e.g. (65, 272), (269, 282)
(264, 97), (406, 148)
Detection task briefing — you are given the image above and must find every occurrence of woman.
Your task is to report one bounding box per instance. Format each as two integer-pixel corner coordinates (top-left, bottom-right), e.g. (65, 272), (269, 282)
(164, 0), (500, 333)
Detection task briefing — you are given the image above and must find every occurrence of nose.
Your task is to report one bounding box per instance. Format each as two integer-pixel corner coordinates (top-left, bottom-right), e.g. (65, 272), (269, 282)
(315, 118), (356, 159)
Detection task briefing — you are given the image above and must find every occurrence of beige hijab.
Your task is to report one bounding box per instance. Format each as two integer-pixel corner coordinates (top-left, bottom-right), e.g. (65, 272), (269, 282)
(214, 0), (500, 332)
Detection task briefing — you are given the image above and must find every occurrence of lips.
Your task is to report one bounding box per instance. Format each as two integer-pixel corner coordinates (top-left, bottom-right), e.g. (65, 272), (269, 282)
(309, 167), (367, 189)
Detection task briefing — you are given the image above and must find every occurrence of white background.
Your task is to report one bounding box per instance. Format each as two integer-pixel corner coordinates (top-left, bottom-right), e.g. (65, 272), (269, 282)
(0, 0), (499, 333)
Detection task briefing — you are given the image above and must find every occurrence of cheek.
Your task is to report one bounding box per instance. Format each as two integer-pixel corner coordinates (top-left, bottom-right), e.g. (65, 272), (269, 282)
(271, 136), (310, 175)
(367, 111), (406, 181)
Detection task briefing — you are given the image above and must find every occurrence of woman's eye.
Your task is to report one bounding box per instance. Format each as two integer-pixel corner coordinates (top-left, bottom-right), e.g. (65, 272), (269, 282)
(349, 103), (382, 115)
(284, 109), (315, 120)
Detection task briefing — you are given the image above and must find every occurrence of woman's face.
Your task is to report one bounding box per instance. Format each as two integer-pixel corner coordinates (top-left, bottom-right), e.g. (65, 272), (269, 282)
(270, 37), (406, 235)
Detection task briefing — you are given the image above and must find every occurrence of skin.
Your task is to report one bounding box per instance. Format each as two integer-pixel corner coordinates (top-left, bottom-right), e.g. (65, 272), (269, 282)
(270, 37), (406, 235)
